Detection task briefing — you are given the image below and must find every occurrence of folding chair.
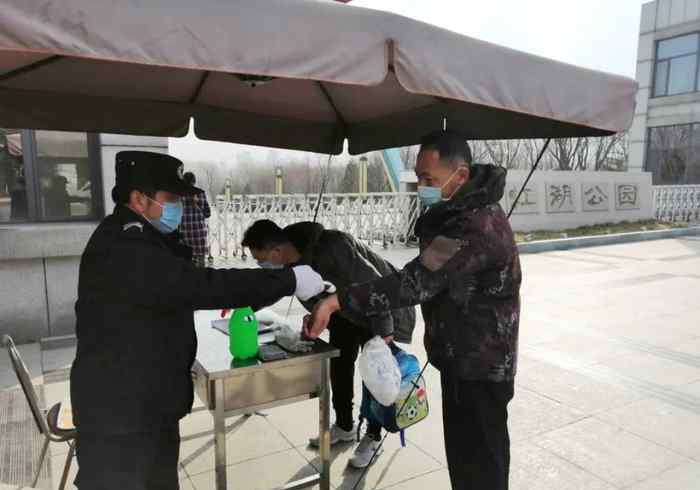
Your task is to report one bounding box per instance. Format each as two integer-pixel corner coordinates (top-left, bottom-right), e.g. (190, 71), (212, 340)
(3, 335), (76, 490)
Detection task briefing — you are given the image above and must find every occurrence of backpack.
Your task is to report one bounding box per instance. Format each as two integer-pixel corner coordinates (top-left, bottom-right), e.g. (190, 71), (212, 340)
(358, 347), (429, 446)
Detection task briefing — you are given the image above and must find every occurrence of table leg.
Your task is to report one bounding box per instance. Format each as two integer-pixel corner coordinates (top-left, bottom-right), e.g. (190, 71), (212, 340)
(319, 358), (331, 490)
(214, 379), (227, 490)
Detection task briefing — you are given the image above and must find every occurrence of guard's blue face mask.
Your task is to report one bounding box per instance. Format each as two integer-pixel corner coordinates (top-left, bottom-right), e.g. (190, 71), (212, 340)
(256, 248), (285, 269)
(417, 168), (463, 207)
(146, 197), (183, 234)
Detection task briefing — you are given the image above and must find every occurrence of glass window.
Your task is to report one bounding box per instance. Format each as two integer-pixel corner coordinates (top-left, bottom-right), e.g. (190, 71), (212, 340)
(654, 33), (700, 97)
(657, 34), (699, 59)
(0, 129), (29, 222)
(34, 131), (93, 220)
(654, 60), (669, 97)
(646, 124), (700, 184)
(667, 54), (697, 95)
(0, 129), (102, 223)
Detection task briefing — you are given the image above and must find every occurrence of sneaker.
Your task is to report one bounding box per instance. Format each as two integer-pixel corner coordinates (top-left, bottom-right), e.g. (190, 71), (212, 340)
(349, 433), (384, 469)
(309, 423), (356, 448)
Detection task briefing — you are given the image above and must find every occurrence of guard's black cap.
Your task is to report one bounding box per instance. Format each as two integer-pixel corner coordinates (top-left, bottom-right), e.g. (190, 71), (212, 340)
(114, 151), (199, 196)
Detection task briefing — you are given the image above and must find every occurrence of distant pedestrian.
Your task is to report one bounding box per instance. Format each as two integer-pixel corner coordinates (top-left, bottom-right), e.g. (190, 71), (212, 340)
(179, 171), (211, 267)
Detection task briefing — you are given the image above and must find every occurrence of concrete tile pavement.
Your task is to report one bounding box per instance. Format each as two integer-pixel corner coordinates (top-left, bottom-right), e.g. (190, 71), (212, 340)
(1, 238), (699, 489)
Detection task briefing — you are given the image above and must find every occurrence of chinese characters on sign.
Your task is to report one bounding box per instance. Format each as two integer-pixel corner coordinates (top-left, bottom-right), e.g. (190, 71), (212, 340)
(545, 183), (576, 213)
(503, 180), (643, 217)
(582, 183), (610, 212)
(506, 185), (538, 214)
(615, 183), (640, 210)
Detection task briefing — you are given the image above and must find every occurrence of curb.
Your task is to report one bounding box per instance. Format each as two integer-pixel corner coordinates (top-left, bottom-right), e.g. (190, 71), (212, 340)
(517, 226), (700, 254)
(40, 334), (77, 350)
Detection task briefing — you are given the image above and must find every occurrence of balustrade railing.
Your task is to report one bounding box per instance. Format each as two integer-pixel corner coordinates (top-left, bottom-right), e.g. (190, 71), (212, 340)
(205, 186), (700, 261)
(652, 185), (700, 223)
(207, 192), (419, 260)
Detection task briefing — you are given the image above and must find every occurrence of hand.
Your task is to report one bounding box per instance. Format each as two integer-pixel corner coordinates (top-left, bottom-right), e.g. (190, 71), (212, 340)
(292, 265), (325, 301)
(301, 314), (312, 339)
(307, 295), (341, 339)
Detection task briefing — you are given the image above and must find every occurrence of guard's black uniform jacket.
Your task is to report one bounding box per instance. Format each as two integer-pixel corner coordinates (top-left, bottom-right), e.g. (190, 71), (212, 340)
(71, 206), (296, 434)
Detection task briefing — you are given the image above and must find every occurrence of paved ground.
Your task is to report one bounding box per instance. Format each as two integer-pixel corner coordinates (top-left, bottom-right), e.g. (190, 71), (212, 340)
(1, 237), (700, 489)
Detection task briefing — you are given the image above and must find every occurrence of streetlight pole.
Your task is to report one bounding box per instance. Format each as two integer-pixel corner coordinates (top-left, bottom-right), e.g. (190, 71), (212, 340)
(275, 167), (283, 195)
(359, 156), (368, 194)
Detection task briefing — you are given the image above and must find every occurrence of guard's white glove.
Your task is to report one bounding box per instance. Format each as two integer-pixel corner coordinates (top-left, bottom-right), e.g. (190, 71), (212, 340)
(292, 265), (326, 301)
(255, 308), (292, 328)
(275, 325), (315, 353)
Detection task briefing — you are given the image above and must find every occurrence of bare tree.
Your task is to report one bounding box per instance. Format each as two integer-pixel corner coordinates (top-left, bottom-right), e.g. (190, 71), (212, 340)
(547, 138), (587, 171)
(340, 159), (359, 193)
(483, 140), (524, 169)
(368, 154), (391, 192)
(593, 132), (628, 171)
(469, 140), (490, 165)
(200, 163), (217, 198)
(520, 139), (552, 169)
(399, 145), (420, 170)
(573, 138), (590, 171)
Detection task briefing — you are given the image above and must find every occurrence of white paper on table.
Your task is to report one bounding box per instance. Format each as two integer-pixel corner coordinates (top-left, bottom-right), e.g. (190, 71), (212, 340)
(211, 319), (278, 344)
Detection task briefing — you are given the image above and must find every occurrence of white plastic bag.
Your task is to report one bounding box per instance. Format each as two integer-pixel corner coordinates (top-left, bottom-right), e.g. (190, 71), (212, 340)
(358, 336), (401, 406)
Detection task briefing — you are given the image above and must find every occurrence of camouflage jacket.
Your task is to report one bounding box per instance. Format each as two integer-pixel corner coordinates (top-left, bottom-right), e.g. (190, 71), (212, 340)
(337, 164), (521, 381)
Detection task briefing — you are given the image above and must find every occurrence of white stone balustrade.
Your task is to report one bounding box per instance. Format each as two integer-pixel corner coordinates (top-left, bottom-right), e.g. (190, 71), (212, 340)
(653, 185), (700, 222)
(207, 192), (419, 260)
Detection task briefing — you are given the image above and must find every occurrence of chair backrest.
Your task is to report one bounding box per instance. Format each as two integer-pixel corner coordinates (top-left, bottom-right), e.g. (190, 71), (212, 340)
(2, 335), (50, 435)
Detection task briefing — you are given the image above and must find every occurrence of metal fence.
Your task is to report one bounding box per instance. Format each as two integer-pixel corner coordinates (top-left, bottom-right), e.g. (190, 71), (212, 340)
(206, 185), (700, 261)
(653, 185), (700, 222)
(207, 192), (420, 260)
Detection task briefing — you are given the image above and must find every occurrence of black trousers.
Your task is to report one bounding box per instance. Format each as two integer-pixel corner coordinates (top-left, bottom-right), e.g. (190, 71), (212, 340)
(75, 425), (180, 490)
(328, 317), (380, 437)
(441, 374), (514, 490)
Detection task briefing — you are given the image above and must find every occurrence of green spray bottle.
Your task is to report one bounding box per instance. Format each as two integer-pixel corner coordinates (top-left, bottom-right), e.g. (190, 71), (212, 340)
(228, 307), (259, 360)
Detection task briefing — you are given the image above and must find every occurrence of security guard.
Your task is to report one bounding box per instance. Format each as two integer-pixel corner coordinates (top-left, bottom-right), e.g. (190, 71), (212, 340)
(70, 151), (325, 490)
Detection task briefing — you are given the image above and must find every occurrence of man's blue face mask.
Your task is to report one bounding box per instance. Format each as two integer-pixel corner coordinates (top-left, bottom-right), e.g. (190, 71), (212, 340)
(417, 168), (463, 207)
(146, 197), (183, 234)
(416, 186), (443, 207)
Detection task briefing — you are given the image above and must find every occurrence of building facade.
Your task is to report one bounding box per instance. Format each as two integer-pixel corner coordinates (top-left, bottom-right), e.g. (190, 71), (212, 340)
(631, 0), (700, 184)
(0, 132), (167, 343)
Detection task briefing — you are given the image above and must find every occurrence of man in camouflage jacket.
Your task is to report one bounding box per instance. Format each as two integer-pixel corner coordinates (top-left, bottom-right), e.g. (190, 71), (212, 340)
(308, 130), (521, 490)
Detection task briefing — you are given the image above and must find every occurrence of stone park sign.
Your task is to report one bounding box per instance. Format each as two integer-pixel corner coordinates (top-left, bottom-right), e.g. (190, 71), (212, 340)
(499, 171), (653, 232)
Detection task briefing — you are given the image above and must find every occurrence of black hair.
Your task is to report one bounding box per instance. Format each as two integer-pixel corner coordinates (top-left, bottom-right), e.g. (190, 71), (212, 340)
(183, 172), (196, 185)
(241, 219), (290, 250)
(419, 130), (472, 169)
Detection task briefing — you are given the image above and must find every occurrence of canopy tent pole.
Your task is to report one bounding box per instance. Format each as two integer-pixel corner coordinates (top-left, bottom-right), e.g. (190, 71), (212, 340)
(507, 138), (552, 219)
(313, 153), (334, 223)
(285, 152), (334, 319)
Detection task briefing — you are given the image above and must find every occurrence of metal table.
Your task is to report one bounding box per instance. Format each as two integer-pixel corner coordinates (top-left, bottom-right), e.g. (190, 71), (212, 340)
(192, 311), (339, 490)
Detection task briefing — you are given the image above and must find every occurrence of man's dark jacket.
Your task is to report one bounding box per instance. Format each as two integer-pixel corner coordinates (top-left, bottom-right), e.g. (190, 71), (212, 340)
(71, 206), (296, 434)
(338, 165), (521, 381)
(284, 222), (416, 344)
